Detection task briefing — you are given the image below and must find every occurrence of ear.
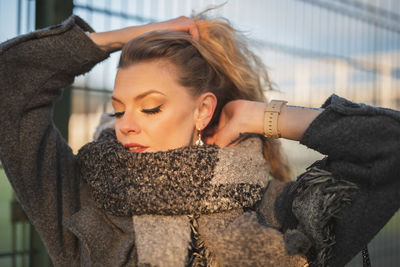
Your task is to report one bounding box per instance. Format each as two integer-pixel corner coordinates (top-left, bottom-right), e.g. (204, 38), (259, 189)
(194, 92), (217, 130)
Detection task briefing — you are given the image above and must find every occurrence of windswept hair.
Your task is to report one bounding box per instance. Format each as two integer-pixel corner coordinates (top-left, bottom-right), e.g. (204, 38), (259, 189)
(119, 16), (290, 181)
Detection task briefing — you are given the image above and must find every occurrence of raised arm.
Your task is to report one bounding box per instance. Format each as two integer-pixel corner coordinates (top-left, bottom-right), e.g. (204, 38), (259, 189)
(216, 96), (400, 266)
(0, 14), (202, 264)
(209, 95), (400, 185)
(298, 95), (400, 185)
(205, 99), (323, 145)
(89, 16), (202, 52)
(275, 95), (400, 266)
(0, 15), (110, 265)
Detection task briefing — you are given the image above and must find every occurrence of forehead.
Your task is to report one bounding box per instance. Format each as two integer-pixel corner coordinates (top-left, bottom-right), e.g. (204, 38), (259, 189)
(113, 60), (191, 100)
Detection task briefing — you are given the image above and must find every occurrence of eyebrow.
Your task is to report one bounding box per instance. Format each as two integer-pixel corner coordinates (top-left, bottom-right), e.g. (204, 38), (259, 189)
(111, 89), (166, 104)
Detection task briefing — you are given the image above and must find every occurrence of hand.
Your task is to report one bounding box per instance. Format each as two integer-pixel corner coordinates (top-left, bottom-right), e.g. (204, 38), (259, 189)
(89, 16), (203, 52)
(205, 99), (324, 145)
(141, 16), (203, 41)
(205, 100), (266, 147)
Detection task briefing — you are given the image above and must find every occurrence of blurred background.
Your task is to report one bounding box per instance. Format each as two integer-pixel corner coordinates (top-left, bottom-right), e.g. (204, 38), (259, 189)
(0, 0), (399, 266)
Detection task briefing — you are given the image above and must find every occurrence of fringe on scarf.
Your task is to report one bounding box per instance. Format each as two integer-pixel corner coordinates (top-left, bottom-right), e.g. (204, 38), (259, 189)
(187, 214), (218, 267)
(291, 166), (359, 267)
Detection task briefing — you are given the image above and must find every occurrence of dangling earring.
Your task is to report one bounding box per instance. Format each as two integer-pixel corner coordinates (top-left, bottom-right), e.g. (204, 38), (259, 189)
(195, 128), (204, 146)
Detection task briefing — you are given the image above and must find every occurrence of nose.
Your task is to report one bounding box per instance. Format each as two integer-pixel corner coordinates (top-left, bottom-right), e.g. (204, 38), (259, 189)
(118, 112), (141, 135)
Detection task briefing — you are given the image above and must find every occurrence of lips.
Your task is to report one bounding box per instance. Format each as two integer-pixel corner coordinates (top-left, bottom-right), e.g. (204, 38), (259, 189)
(124, 143), (149, 152)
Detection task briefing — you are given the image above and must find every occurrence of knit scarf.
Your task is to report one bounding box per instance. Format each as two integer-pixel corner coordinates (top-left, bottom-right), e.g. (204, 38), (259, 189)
(76, 129), (270, 217)
(76, 129), (275, 266)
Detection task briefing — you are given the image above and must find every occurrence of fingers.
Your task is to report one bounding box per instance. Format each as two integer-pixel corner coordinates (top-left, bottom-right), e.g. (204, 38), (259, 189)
(180, 16), (200, 41)
(205, 126), (242, 147)
(171, 16), (204, 41)
(204, 135), (216, 145)
(188, 24), (200, 41)
(212, 126), (241, 147)
(196, 20), (209, 41)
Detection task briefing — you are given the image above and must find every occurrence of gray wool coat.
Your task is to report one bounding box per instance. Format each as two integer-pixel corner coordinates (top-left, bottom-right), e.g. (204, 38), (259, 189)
(0, 15), (399, 267)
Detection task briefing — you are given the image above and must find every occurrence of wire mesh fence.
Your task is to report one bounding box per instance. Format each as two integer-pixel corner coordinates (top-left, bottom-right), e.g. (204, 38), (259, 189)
(0, 1), (37, 266)
(0, 0), (399, 266)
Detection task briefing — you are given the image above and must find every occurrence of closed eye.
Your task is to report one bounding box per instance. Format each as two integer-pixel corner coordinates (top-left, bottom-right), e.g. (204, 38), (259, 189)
(142, 104), (162, 114)
(109, 111), (125, 118)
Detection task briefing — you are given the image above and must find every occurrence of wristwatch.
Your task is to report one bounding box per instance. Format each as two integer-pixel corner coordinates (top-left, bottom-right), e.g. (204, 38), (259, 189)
(263, 100), (287, 138)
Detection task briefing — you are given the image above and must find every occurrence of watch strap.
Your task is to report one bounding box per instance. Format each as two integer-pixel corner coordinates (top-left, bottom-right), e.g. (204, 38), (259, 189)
(263, 100), (287, 138)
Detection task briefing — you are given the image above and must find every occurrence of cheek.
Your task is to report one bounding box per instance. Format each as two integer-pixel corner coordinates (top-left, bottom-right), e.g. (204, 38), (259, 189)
(114, 121), (124, 142)
(149, 107), (195, 147)
(160, 112), (193, 135)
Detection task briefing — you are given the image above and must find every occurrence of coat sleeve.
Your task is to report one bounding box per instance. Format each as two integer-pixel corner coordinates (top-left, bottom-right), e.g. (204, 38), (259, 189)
(300, 94), (400, 186)
(295, 94), (400, 266)
(0, 15), (109, 265)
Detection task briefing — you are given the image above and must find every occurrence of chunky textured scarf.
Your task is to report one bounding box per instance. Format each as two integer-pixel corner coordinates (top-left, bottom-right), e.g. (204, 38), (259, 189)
(77, 128), (270, 217)
(75, 129), (308, 267)
(75, 128), (358, 267)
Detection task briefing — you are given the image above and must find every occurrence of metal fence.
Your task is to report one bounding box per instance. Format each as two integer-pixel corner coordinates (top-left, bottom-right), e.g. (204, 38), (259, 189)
(0, 0), (399, 266)
(0, 1), (38, 266)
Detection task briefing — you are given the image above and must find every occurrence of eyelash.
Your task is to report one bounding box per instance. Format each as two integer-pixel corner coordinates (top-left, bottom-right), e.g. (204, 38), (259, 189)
(109, 105), (162, 118)
(142, 105), (162, 114)
(109, 111), (124, 118)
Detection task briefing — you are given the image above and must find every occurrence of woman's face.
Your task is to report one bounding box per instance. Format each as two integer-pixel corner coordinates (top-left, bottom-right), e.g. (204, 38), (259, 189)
(112, 60), (200, 152)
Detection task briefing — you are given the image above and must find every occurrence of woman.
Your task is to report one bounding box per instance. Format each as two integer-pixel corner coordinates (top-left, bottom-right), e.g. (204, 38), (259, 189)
(0, 14), (399, 267)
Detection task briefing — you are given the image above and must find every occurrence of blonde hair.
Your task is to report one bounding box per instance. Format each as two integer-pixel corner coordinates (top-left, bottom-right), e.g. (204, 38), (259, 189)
(119, 17), (291, 181)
